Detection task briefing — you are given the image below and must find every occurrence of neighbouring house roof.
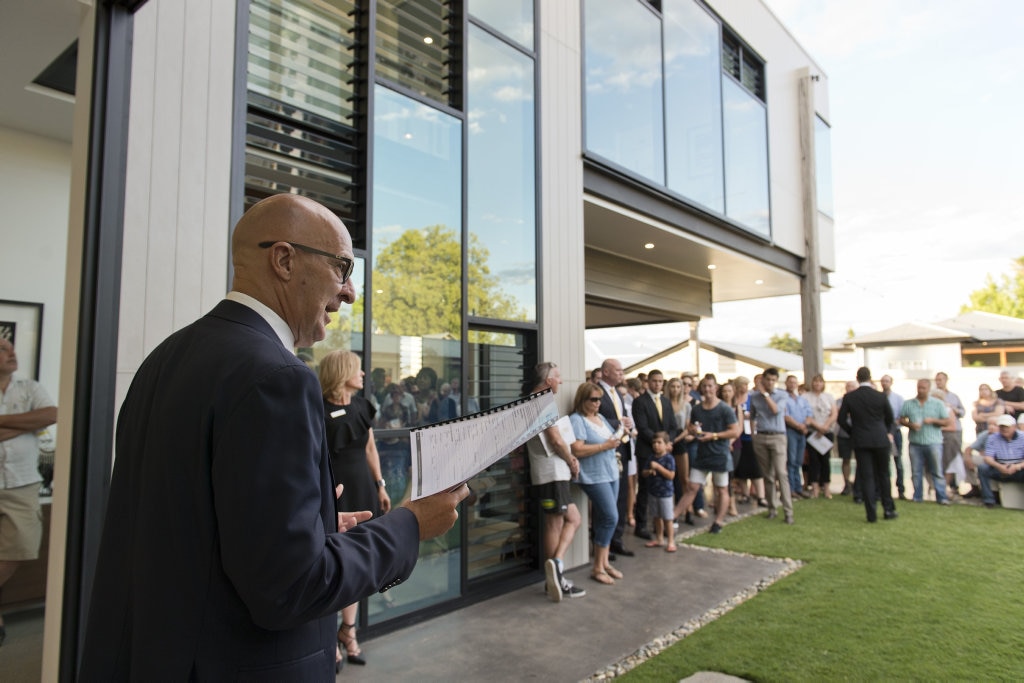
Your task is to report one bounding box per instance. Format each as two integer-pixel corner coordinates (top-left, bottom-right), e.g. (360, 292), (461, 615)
(845, 311), (1024, 347)
(622, 338), (840, 375)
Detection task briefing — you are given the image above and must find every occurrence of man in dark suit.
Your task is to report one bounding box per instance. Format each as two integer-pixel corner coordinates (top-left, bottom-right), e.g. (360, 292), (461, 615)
(838, 366), (896, 523)
(80, 194), (468, 681)
(630, 369), (679, 538)
(596, 358), (634, 556)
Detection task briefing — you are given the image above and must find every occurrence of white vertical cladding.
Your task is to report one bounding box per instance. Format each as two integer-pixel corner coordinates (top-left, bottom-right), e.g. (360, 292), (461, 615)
(538, 0), (586, 393)
(538, 0), (589, 570)
(117, 0), (235, 398)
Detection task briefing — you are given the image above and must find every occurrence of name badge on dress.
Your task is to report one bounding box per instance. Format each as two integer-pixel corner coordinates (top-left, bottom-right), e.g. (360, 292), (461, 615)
(330, 408), (347, 418)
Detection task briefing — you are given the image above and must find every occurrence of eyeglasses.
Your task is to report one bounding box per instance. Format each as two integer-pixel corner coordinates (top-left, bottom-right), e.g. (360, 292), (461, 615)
(586, 396), (602, 402)
(259, 241), (354, 283)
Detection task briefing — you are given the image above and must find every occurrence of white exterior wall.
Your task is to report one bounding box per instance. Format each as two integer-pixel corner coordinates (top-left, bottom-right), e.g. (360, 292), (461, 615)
(0, 127), (71, 397)
(538, 0), (588, 569)
(115, 0), (237, 409)
(862, 343), (964, 378)
(705, 0), (835, 273)
(538, 0), (587, 393)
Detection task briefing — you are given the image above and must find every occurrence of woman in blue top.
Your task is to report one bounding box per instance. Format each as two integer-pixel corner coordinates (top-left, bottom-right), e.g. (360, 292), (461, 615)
(569, 382), (623, 585)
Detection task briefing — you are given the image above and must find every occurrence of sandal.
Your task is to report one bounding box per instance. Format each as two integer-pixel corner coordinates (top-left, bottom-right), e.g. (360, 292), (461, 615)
(604, 565), (623, 580)
(338, 622), (366, 666)
(591, 570), (615, 585)
(644, 540), (664, 548)
(666, 544), (677, 553)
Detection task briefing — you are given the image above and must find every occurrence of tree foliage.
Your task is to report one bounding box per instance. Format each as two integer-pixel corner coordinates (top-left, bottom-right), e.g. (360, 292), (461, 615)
(961, 256), (1024, 319)
(372, 224), (526, 337)
(767, 332), (802, 355)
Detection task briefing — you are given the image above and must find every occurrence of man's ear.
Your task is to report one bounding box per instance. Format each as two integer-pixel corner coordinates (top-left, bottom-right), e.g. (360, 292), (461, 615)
(267, 243), (296, 281)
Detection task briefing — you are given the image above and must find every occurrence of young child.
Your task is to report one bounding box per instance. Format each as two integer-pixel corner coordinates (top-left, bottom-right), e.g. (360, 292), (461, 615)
(643, 431), (677, 552)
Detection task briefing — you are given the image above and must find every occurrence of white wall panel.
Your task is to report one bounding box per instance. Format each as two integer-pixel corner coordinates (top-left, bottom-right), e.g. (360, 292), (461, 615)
(118, 0), (235, 379)
(539, 0), (585, 392)
(0, 127), (71, 396)
(538, 0), (588, 570)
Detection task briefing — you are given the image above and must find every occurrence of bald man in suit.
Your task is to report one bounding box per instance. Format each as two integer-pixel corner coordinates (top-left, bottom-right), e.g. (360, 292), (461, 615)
(81, 195), (467, 681)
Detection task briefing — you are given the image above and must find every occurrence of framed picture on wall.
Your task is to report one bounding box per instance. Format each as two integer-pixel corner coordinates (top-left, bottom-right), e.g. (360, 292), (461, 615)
(0, 300), (44, 380)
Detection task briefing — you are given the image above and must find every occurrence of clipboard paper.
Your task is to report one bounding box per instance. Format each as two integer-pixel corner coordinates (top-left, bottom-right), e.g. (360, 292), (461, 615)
(410, 389), (559, 500)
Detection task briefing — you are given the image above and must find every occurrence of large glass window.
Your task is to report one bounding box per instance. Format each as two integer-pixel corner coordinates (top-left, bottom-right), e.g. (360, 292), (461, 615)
(722, 78), (770, 236)
(468, 0), (534, 51)
(467, 26), (535, 322)
(663, 0), (724, 212)
(368, 84), (464, 621)
(371, 84), (462, 431)
(815, 115), (833, 218)
(375, 0), (454, 107)
(583, 0), (664, 184)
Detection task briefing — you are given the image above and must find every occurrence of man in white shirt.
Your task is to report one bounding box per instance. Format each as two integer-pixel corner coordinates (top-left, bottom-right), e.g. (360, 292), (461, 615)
(0, 338), (57, 646)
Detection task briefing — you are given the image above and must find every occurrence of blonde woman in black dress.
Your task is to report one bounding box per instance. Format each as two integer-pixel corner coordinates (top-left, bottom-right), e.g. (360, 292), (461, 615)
(318, 350), (390, 668)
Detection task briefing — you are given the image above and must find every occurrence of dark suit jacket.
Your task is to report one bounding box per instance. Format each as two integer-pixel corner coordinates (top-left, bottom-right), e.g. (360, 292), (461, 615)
(80, 300), (419, 682)
(632, 392), (679, 462)
(596, 382), (630, 464)
(837, 384), (894, 450)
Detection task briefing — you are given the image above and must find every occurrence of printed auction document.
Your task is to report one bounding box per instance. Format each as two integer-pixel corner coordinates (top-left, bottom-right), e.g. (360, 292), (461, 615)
(409, 389), (558, 500)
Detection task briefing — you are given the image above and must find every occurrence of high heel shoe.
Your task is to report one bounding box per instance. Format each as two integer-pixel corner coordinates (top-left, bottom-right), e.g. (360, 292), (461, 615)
(338, 622), (366, 665)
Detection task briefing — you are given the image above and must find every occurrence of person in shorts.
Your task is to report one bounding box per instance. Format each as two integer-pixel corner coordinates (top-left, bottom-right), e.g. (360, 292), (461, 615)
(524, 362), (585, 602)
(0, 338), (58, 646)
(642, 432), (677, 551)
(673, 376), (741, 534)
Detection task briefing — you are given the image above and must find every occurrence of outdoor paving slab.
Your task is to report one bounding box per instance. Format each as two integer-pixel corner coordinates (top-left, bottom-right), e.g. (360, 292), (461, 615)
(339, 534), (788, 682)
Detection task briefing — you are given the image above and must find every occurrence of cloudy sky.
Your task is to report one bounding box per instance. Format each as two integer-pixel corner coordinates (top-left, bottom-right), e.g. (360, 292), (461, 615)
(696, 0), (1024, 346)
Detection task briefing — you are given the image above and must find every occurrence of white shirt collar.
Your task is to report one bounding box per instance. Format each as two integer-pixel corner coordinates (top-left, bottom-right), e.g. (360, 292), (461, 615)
(226, 291), (295, 352)
(859, 382), (872, 388)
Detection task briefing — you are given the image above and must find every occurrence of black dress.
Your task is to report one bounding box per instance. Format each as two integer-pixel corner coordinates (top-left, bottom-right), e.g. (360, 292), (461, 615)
(324, 394), (380, 517)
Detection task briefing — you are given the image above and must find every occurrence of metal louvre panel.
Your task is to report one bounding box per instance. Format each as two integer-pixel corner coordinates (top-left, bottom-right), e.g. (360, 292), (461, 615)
(244, 148), (357, 215)
(244, 0), (364, 242)
(248, 0), (357, 124)
(375, 0), (453, 105)
(246, 108), (358, 175)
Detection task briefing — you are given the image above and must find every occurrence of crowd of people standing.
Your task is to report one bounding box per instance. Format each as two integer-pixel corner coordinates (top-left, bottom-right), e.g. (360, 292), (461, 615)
(522, 360), (1024, 602)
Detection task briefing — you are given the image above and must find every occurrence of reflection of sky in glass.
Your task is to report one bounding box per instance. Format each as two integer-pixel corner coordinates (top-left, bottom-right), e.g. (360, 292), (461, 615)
(664, 0), (724, 212)
(584, 0), (664, 183)
(468, 26), (536, 321)
(468, 0), (533, 51)
(372, 86), (462, 251)
(815, 116), (834, 218)
(723, 78), (770, 236)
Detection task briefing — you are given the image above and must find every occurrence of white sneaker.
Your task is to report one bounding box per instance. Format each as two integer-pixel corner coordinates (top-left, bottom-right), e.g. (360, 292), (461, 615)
(544, 559), (562, 602)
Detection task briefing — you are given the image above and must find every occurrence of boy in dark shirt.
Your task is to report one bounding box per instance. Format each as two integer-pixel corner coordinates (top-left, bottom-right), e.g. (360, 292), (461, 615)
(643, 432), (677, 552)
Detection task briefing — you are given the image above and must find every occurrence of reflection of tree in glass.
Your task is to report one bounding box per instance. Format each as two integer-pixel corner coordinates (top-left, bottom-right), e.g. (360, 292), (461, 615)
(373, 225), (526, 337)
(313, 299), (363, 362)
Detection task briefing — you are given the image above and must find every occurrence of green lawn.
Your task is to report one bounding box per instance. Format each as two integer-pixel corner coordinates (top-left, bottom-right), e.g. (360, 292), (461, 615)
(623, 497), (1024, 682)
